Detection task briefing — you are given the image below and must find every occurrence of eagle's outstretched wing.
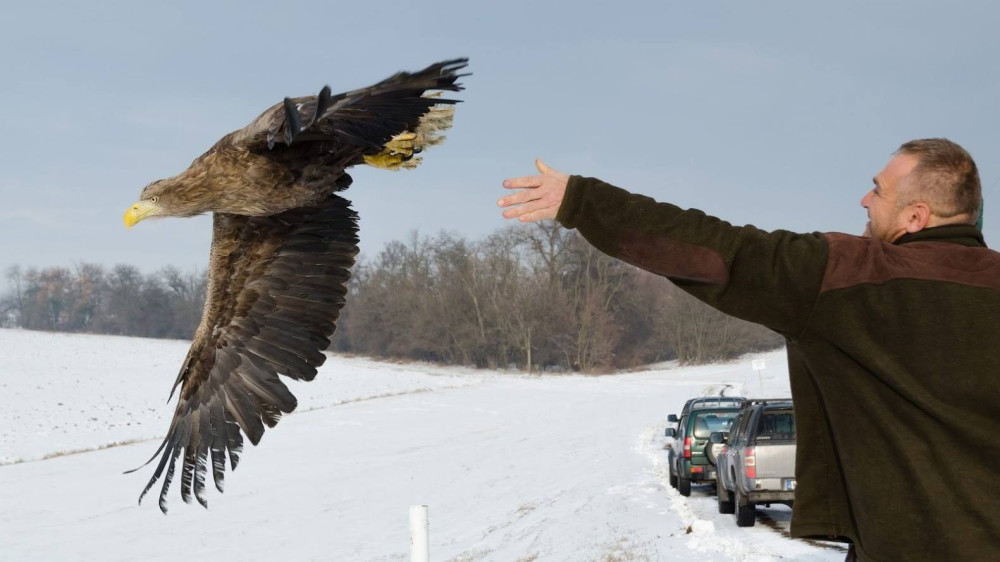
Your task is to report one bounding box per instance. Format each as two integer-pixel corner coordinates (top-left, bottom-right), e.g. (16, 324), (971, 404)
(228, 58), (468, 155)
(127, 194), (358, 512)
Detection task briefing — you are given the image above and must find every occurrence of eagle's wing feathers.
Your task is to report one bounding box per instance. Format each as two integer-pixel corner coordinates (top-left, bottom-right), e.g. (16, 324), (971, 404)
(130, 194), (358, 513)
(227, 58), (467, 152)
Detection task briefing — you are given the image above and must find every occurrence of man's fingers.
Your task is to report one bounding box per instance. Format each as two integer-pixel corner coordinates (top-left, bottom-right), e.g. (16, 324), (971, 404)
(502, 198), (558, 221)
(499, 159), (567, 221)
(518, 206), (557, 222)
(501, 202), (533, 219)
(502, 174), (543, 189)
(498, 187), (542, 208)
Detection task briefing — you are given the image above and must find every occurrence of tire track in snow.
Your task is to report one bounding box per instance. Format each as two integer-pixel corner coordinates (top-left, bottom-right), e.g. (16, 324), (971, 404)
(2, 380), (478, 466)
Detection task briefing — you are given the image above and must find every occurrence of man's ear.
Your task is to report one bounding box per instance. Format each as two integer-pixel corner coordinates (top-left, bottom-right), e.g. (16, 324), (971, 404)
(903, 202), (932, 233)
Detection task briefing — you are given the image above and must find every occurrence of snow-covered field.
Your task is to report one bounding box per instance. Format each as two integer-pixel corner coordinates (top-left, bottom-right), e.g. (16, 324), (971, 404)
(0, 328), (846, 561)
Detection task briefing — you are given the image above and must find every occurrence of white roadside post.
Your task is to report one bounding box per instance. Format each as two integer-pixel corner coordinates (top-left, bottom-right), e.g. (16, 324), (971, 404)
(751, 358), (766, 396)
(410, 505), (429, 562)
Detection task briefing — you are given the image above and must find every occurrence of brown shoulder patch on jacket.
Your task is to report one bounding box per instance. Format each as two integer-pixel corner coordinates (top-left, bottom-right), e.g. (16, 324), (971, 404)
(619, 230), (728, 284)
(821, 233), (1000, 293)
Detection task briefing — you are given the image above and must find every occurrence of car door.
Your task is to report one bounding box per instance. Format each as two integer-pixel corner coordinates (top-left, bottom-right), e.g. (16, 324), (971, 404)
(720, 410), (745, 488)
(729, 409), (754, 488)
(675, 414), (689, 466)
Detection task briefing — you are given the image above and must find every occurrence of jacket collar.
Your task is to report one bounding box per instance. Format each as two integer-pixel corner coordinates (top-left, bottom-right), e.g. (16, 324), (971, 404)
(893, 224), (987, 248)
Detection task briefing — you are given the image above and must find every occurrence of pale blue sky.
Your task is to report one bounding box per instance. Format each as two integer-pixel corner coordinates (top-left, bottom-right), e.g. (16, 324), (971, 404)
(2, 0), (998, 274)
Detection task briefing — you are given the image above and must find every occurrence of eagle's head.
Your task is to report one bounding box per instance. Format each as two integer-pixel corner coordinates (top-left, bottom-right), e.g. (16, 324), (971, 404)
(124, 176), (208, 228)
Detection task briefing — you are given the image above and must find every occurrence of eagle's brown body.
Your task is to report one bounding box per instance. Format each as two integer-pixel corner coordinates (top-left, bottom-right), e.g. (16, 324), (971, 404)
(125, 59), (467, 512)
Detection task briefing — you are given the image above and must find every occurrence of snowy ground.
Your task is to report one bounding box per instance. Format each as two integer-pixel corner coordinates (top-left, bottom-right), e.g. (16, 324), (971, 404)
(0, 328), (847, 561)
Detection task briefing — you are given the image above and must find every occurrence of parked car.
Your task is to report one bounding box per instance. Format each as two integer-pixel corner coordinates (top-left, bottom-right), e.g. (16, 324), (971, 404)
(676, 396), (745, 416)
(714, 398), (796, 527)
(665, 397), (745, 497)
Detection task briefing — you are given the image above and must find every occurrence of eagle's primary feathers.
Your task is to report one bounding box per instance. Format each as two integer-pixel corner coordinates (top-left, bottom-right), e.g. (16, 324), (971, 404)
(123, 58), (468, 513)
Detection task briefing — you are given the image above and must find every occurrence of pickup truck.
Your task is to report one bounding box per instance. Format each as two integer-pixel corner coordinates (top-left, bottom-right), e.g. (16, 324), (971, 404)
(713, 398), (796, 527)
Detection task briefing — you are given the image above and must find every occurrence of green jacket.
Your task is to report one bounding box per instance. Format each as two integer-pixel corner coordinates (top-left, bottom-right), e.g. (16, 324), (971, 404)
(558, 176), (1000, 562)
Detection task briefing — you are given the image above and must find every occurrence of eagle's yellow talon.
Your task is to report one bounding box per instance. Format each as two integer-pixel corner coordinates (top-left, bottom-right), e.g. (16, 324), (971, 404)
(384, 132), (420, 156)
(363, 104), (454, 171)
(363, 153), (412, 170)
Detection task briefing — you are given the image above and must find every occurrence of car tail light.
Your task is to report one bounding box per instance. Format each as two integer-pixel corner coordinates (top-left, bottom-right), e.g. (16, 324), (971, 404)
(690, 466), (703, 473)
(744, 446), (756, 479)
(683, 436), (692, 459)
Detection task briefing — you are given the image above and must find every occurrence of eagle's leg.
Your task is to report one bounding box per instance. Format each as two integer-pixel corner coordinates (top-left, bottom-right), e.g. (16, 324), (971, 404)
(384, 132), (420, 156)
(363, 102), (455, 170)
(363, 133), (422, 170)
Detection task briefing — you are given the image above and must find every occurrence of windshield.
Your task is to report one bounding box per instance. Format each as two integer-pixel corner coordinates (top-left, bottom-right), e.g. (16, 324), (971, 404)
(756, 411), (796, 442)
(691, 411), (739, 439)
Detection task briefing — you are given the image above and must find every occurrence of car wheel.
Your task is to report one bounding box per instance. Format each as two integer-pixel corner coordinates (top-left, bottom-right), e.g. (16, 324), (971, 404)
(735, 488), (755, 527)
(678, 475), (691, 497)
(717, 483), (735, 514)
(669, 469), (678, 489)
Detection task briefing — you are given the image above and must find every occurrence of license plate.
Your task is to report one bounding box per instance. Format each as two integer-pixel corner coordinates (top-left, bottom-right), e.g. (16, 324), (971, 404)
(784, 479), (797, 491)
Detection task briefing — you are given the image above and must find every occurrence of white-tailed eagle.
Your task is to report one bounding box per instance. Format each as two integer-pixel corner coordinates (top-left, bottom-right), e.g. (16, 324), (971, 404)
(123, 58), (468, 513)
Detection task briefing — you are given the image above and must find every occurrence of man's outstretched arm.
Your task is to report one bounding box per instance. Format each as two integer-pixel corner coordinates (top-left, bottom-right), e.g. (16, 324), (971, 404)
(498, 160), (828, 338)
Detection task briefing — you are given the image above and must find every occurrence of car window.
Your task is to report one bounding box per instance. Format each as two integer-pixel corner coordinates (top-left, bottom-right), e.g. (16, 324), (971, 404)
(755, 411), (796, 442)
(691, 411), (739, 439)
(733, 411), (752, 444)
(727, 413), (742, 445)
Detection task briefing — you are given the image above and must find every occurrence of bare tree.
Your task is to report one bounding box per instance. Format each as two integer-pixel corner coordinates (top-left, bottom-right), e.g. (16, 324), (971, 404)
(1, 224), (783, 370)
(1, 266), (26, 327)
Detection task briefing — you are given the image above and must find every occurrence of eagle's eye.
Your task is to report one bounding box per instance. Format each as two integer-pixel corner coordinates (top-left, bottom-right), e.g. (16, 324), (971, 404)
(151, 196), (159, 203)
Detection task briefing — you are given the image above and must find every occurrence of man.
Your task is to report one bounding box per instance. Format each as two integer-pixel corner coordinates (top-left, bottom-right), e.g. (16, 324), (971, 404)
(498, 139), (999, 562)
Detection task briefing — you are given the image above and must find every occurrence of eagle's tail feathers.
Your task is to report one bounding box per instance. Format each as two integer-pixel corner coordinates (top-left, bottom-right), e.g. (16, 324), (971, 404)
(363, 103), (457, 171)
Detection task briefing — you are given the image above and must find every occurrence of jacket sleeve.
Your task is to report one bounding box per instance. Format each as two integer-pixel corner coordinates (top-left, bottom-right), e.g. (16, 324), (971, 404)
(556, 175), (828, 338)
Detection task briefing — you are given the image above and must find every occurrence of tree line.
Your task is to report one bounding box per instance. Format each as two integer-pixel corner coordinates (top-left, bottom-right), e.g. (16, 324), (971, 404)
(1, 263), (207, 340)
(1, 224), (782, 371)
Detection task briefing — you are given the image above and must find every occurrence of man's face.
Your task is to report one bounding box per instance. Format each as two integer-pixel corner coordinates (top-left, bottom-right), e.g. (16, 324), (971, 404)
(860, 153), (920, 242)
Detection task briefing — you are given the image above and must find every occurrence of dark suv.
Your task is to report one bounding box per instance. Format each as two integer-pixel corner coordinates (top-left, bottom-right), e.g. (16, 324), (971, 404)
(665, 397), (745, 496)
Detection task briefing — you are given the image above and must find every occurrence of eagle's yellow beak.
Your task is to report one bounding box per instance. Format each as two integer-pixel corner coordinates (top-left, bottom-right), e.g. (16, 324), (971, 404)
(124, 200), (159, 228)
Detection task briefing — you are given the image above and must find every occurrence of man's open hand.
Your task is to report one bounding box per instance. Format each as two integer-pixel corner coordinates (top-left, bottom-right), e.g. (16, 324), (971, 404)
(498, 159), (569, 222)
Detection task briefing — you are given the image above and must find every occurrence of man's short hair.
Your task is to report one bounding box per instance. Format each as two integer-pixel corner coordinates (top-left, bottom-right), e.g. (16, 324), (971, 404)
(896, 138), (981, 221)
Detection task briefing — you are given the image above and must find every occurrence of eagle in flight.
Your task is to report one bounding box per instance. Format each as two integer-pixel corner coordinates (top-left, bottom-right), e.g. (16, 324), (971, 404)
(123, 58), (468, 513)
